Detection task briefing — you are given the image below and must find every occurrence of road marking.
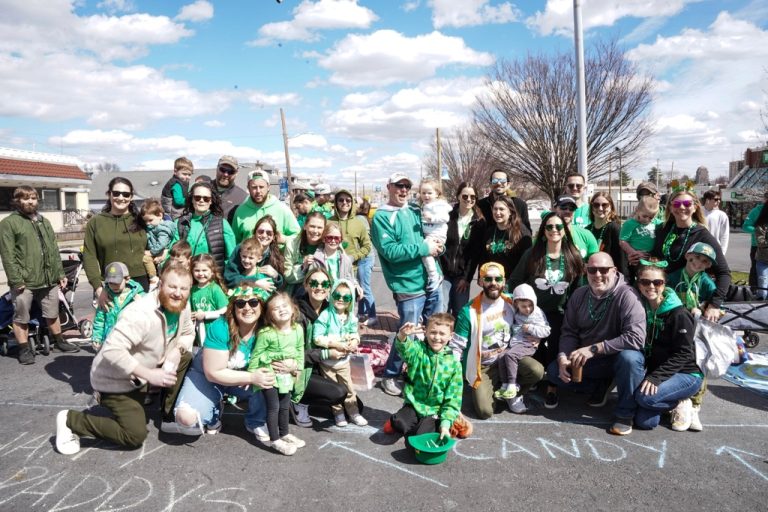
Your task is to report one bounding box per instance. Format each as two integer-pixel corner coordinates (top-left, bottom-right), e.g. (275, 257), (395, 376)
(715, 446), (768, 481)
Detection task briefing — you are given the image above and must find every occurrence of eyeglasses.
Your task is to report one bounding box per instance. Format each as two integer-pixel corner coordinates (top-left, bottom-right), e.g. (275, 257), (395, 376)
(461, 194), (477, 201)
(256, 228), (274, 236)
(592, 202), (610, 210)
(672, 199), (694, 208)
(308, 279), (331, 289)
(218, 166), (237, 175)
(558, 205), (577, 212)
(325, 235), (342, 243)
(638, 278), (665, 287)
(336, 197), (352, 204)
(193, 195), (212, 203)
(482, 276), (504, 283)
(234, 298), (261, 309)
(392, 182), (411, 190)
(110, 191), (132, 198)
(545, 224), (564, 232)
(586, 266), (614, 275)
(566, 183), (584, 190)
(331, 291), (353, 302)
(490, 178), (507, 185)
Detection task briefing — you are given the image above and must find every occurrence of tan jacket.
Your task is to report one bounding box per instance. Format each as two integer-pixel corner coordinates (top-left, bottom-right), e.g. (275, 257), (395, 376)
(90, 290), (195, 393)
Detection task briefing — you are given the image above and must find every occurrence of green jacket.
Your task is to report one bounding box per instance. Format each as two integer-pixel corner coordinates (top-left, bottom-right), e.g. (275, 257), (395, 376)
(83, 212), (148, 289)
(330, 189), (372, 267)
(371, 203), (431, 295)
(92, 279), (144, 344)
(231, 195), (300, 244)
(742, 204), (762, 247)
(0, 211), (64, 289)
(396, 336), (463, 430)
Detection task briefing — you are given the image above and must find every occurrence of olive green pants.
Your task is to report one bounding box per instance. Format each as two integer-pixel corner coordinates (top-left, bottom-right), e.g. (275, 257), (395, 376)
(471, 357), (544, 420)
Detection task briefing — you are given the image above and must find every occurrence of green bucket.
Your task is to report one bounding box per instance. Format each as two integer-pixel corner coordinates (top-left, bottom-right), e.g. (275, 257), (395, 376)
(409, 432), (456, 465)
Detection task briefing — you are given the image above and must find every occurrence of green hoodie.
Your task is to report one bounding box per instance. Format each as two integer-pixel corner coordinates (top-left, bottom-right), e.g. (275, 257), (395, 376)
(0, 211), (64, 289)
(92, 279), (144, 344)
(330, 189), (372, 267)
(371, 203), (432, 296)
(83, 212), (148, 289)
(231, 195), (300, 243)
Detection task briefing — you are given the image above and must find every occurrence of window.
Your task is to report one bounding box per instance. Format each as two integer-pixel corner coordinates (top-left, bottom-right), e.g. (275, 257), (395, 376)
(64, 192), (77, 210)
(0, 188), (13, 212)
(37, 189), (60, 211)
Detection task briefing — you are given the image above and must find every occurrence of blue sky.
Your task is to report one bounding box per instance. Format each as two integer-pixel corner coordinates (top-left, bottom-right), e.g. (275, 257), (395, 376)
(1, 0), (766, 190)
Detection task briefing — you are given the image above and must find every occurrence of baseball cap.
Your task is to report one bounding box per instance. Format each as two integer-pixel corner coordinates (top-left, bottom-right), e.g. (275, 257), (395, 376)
(637, 182), (658, 196)
(686, 242), (717, 265)
(555, 195), (578, 208)
(314, 183), (331, 195)
(248, 169), (270, 183)
(217, 155), (238, 171)
(387, 172), (412, 185)
(104, 262), (129, 284)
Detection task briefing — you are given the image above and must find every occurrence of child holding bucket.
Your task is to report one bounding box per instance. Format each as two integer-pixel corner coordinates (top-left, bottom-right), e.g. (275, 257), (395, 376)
(382, 313), (471, 446)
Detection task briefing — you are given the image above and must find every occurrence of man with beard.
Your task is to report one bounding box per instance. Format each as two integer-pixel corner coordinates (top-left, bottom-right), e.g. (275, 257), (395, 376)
(212, 155), (248, 223)
(231, 169), (300, 243)
(476, 169), (531, 233)
(554, 195), (599, 260)
(0, 186), (80, 365)
(451, 262), (544, 417)
(54, 265), (195, 454)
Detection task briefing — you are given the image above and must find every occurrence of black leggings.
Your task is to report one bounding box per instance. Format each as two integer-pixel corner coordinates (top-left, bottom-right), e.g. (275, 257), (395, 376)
(264, 388), (290, 441)
(534, 310), (564, 367)
(299, 373), (348, 408)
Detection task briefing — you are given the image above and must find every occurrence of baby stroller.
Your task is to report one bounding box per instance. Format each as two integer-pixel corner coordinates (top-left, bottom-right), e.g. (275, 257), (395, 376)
(719, 284), (763, 349)
(0, 291), (50, 356)
(58, 248), (93, 340)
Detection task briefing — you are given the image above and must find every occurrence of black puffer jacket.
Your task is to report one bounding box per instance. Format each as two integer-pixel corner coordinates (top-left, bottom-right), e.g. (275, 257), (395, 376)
(439, 205), (480, 279)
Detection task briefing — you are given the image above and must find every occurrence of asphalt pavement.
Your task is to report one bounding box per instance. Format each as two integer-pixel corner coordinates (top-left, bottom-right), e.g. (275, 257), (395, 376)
(0, 236), (766, 511)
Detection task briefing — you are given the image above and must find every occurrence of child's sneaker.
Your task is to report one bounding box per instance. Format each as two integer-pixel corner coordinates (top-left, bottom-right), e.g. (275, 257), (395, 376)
(246, 424), (270, 442)
(268, 438), (297, 456)
(334, 412), (348, 427)
(382, 418), (396, 435)
(281, 434), (306, 448)
(688, 405), (703, 432)
(449, 413), (473, 439)
(350, 414), (368, 426)
(508, 395), (528, 414)
(494, 385), (519, 400)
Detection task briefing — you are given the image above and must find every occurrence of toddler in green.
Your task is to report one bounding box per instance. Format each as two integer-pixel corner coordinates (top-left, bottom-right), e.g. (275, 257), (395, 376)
(620, 196), (663, 280)
(189, 254), (228, 346)
(382, 313), (471, 445)
(91, 261), (144, 351)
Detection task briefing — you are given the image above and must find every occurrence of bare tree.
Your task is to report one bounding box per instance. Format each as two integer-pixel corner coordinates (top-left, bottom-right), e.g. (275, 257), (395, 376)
(473, 39), (653, 201)
(94, 162), (121, 174)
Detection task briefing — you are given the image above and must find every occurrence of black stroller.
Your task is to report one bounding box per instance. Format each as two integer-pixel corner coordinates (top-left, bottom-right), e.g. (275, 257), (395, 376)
(719, 284), (763, 349)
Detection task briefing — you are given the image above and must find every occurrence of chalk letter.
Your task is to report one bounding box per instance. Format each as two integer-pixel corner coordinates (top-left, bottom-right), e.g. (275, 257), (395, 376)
(201, 488), (248, 512)
(49, 475), (111, 512)
(95, 476), (153, 511)
(452, 438), (495, 461)
(537, 438), (580, 459)
(623, 439), (667, 469)
(159, 481), (205, 512)
(501, 438), (539, 460)
(584, 438), (627, 462)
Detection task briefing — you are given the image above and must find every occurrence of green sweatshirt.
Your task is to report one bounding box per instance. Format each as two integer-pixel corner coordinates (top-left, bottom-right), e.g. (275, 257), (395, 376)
(83, 212), (148, 289)
(0, 211), (64, 289)
(92, 279), (144, 344)
(330, 189), (372, 267)
(231, 195), (300, 243)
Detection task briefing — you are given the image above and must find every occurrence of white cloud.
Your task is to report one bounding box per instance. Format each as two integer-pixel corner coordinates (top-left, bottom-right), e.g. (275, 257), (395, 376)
(429, 0), (519, 29)
(97, 0), (135, 13)
(176, 1), (214, 22)
(338, 153), (422, 187)
(402, 1), (421, 12)
(313, 30), (494, 87)
(340, 91), (390, 108)
(528, 0), (700, 36)
(247, 91), (301, 107)
(204, 120), (225, 128)
(249, 0), (378, 46)
(289, 133), (328, 149)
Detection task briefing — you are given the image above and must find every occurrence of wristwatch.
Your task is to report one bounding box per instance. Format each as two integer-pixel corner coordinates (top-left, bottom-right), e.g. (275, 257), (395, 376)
(590, 344), (599, 355)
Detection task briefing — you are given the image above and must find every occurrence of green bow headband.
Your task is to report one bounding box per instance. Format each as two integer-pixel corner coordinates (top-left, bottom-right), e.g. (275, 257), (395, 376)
(228, 285), (271, 301)
(639, 259), (668, 268)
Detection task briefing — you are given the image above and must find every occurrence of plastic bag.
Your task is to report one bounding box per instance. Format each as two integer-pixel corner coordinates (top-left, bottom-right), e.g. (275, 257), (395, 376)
(694, 318), (739, 378)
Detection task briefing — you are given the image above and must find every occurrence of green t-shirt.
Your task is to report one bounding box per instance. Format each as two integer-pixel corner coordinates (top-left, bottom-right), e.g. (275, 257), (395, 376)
(164, 310), (179, 339)
(569, 225), (599, 260)
(190, 282), (228, 313)
(572, 203), (591, 228)
(171, 182), (186, 208)
(620, 217), (663, 252)
(203, 317), (256, 370)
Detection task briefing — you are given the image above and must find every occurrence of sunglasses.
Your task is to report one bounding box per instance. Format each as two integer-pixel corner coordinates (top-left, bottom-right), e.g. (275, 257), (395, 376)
(482, 276), (504, 283)
(638, 278), (665, 287)
(586, 266), (614, 275)
(461, 194), (477, 201)
(234, 298), (261, 309)
(308, 279), (331, 289)
(592, 202), (610, 210)
(218, 166), (237, 175)
(545, 224), (564, 232)
(110, 191), (132, 198)
(336, 197), (352, 204)
(332, 291), (353, 302)
(672, 200), (694, 208)
(392, 182), (412, 190)
(567, 183), (584, 189)
(193, 195), (212, 203)
(490, 178), (507, 185)
(558, 205), (577, 212)
(325, 235), (342, 243)
(256, 228), (274, 236)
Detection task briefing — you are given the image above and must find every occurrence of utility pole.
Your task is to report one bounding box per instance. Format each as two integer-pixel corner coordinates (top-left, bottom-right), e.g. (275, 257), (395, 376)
(615, 147), (622, 218)
(280, 108), (293, 197)
(573, 0), (588, 191)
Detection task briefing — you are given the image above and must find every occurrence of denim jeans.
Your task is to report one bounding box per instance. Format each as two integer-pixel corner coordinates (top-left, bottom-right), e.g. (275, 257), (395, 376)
(382, 288), (442, 378)
(546, 349), (645, 419)
(175, 352), (266, 430)
(356, 253), (377, 318)
(441, 275), (470, 317)
(634, 373), (703, 429)
(756, 260), (768, 299)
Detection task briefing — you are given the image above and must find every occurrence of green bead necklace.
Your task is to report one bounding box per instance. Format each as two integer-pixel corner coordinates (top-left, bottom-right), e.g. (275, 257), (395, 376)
(662, 223), (696, 262)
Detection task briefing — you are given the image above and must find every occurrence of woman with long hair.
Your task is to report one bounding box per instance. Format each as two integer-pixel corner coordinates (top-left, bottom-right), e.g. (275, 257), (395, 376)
(223, 215), (286, 289)
(442, 182), (482, 316)
(651, 189), (730, 322)
(283, 211), (327, 294)
(587, 192), (626, 276)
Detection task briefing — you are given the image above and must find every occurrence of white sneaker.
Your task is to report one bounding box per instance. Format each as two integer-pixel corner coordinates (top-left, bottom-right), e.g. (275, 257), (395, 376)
(334, 412), (348, 427)
(246, 424), (270, 442)
(160, 414), (204, 436)
(350, 414), (368, 426)
(671, 399), (693, 432)
(268, 438), (297, 456)
(290, 403), (312, 428)
(205, 420), (222, 435)
(281, 433), (306, 448)
(55, 410), (80, 455)
(508, 396), (528, 414)
(688, 405), (703, 432)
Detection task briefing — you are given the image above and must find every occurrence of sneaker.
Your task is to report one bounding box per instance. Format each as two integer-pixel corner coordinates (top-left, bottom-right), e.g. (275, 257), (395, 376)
(382, 418), (396, 435)
(160, 420), (204, 436)
(508, 396), (528, 414)
(380, 378), (402, 396)
(268, 438), (297, 456)
(334, 412), (348, 427)
(281, 433), (306, 448)
(587, 380), (613, 408)
(246, 424), (270, 442)
(205, 420), (222, 435)
(544, 392), (559, 409)
(290, 403), (313, 428)
(55, 410), (80, 455)
(363, 317), (378, 328)
(671, 399), (693, 432)
(350, 414), (368, 426)
(609, 417), (633, 436)
(449, 413), (473, 439)
(494, 385), (519, 400)
(55, 339), (81, 353)
(688, 405), (703, 432)
(18, 344), (35, 365)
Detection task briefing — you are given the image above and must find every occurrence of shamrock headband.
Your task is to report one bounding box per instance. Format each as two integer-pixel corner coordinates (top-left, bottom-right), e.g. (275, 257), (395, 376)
(639, 259), (668, 269)
(479, 262), (505, 279)
(669, 179), (696, 194)
(227, 286), (271, 302)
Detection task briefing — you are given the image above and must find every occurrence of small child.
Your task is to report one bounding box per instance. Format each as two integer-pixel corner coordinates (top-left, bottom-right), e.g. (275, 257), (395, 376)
(494, 284), (551, 400)
(91, 262), (144, 350)
(383, 313), (471, 444)
(161, 156), (194, 220)
(164, 240), (193, 272)
(419, 179), (452, 292)
(248, 293), (305, 456)
(139, 198), (177, 288)
(312, 279), (366, 427)
(190, 254), (228, 347)
(666, 242), (717, 315)
(620, 196), (662, 279)
(312, 223), (357, 285)
(233, 237), (277, 296)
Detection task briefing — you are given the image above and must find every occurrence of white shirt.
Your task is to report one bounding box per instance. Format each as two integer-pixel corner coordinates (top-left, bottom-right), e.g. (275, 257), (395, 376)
(704, 207), (730, 254)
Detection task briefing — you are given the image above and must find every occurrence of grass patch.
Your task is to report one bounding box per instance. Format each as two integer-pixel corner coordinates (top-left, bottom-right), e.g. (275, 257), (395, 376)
(731, 271), (748, 285)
